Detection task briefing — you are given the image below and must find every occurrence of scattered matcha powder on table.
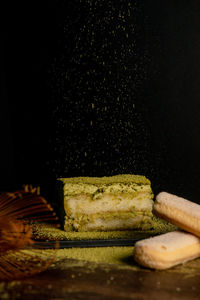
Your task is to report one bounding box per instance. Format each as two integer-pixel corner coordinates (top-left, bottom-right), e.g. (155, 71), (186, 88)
(33, 216), (177, 241)
(30, 217), (180, 272)
(53, 246), (134, 266)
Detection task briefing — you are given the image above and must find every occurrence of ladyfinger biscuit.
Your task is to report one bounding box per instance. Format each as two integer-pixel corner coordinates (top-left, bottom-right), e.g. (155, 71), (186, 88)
(134, 231), (200, 269)
(153, 192), (200, 237)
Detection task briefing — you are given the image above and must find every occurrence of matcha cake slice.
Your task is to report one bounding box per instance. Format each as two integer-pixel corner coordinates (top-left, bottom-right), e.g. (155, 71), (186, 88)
(56, 174), (154, 232)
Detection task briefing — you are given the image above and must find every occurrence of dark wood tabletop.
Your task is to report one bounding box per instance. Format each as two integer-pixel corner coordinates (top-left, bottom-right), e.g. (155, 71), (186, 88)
(1, 255), (200, 300)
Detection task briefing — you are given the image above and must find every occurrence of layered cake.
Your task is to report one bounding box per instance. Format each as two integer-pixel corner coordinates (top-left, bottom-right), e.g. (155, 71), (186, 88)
(56, 174), (154, 231)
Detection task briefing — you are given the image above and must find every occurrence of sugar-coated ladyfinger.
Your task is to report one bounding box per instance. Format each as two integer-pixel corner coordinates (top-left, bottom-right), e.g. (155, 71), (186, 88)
(134, 231), (200, 269)
(153, 192), (200, 237)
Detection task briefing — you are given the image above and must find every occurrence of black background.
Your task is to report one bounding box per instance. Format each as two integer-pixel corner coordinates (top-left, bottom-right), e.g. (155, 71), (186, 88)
(1, 0), (200, 204)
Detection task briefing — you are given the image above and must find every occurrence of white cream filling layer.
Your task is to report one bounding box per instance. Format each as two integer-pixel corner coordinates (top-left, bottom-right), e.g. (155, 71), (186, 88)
(64, 192), (153, 216)
(82, 215), (150, 231)
(64, 214), (152, 231)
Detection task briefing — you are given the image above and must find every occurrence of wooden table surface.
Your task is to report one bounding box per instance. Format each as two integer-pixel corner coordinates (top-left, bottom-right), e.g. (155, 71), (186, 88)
(1, 255), (200, 300)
